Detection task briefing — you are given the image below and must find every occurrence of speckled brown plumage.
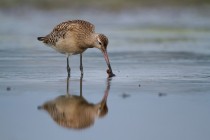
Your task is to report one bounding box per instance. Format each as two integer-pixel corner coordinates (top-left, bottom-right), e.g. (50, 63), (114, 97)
(37, 19), (115, 77)
(98, 34), (108, 49)
(39, 20), (95, 46)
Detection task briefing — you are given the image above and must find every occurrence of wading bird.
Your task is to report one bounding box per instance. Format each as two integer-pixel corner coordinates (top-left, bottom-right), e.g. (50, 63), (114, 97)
(37, 20), (115, 77)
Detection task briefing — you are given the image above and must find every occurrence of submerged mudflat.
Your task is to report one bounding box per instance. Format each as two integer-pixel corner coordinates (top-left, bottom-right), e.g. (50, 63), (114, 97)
(0, 8), (210, 140)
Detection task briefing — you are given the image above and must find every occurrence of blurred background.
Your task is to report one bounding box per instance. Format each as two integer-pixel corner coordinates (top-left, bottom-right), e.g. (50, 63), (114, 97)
(0, 0), (210, 9)
(1, 1), (210, 140)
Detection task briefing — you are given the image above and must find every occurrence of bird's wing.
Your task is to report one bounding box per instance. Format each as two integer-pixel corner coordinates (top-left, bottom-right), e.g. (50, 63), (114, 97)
(53, 20), (95, 33)
(44, 20), (95, 45)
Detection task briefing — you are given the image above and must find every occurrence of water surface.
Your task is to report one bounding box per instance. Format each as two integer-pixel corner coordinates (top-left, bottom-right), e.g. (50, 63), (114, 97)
(0, 8), (210, 140)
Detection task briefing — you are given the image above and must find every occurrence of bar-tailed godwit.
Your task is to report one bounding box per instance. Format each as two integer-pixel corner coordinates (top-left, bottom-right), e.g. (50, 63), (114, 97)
(37, 20), (115, 77)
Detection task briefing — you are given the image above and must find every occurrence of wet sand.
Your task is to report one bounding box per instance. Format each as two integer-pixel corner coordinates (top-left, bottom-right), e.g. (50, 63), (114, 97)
(0, 8), (210, 140)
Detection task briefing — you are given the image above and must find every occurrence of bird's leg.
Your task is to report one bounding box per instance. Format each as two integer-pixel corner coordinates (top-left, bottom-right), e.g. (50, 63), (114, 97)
(80, 54), (84, 76)
(66, 76), (70, 96)
(80, 74), (83, 97)
(67, 56), (71, 77)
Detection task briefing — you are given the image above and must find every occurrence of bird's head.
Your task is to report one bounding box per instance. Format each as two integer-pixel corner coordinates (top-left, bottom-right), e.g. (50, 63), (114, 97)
(94, 34), (115, 77)
(95, 34), (109, 52)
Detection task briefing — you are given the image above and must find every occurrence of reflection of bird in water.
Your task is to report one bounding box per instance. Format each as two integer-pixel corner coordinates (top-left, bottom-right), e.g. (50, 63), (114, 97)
(37, 20), (115, 77)
(38, 76), (111, 129)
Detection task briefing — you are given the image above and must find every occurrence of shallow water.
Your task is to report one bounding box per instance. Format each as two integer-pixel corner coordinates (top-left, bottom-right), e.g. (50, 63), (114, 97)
(0, 8), (210, 140)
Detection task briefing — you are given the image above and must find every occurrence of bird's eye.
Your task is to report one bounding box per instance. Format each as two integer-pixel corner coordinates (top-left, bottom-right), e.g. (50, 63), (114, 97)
(99, 42), (102, 45)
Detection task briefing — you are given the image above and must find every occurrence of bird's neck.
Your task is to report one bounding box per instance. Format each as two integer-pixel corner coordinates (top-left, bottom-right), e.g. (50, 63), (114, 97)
(87, 33), (99, 48)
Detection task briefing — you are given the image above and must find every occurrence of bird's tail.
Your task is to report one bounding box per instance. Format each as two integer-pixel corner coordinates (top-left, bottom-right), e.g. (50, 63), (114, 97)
(37, 37), (45, 41)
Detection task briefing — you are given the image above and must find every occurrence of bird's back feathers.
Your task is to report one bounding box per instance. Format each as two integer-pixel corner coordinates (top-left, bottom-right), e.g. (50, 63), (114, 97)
(37, 20), (95, 46)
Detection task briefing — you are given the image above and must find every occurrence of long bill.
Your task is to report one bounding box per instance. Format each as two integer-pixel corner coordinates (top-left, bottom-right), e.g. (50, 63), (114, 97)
(102, 50), (115, 77)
